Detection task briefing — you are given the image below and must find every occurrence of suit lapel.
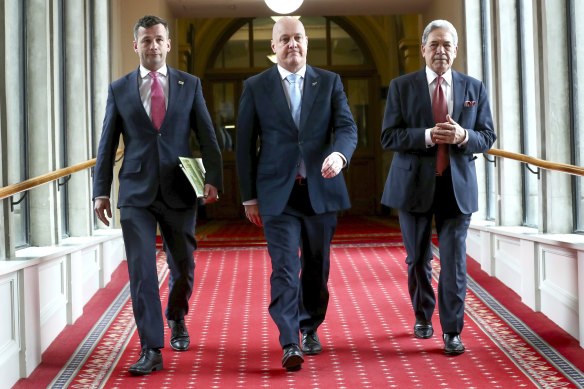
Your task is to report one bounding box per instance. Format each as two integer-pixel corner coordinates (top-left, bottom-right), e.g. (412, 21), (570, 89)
(165, 67), (183, 130)
(299, 65), (320, 132)
(263, 66), (296, 127)
(451, 70), (466, 122)
(413, 69), (435, 126)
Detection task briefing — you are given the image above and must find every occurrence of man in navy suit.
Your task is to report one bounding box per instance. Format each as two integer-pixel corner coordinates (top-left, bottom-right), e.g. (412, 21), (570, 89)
(93, 15), (222, 375)
(381, 20), (496, 355)
(236, 17), (357, 371)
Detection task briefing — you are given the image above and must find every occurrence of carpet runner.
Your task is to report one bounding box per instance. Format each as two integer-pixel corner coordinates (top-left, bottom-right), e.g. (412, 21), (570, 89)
(14, 217), (584, 388)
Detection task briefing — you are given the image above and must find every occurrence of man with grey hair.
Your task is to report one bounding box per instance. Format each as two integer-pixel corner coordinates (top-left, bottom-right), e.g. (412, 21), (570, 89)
(380, 19), (496, 355)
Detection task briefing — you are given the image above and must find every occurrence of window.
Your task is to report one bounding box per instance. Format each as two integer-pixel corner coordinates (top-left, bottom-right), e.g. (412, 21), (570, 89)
(5, 1), (30, 247)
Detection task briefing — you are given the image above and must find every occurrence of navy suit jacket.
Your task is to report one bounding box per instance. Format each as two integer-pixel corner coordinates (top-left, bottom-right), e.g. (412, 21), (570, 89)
(381, 68), (496, 214)
(93, 67), (223, 208)
(236, 65), (358, 216)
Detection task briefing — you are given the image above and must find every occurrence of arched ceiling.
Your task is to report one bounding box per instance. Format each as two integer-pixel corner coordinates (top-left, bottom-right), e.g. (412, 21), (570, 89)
(166, 0), (432, 18)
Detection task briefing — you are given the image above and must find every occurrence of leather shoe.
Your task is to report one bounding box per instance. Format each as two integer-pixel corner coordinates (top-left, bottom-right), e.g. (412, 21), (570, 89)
(282, 344), (304, 371)
(168, 319), (190, 351)
(414, 319), (434, 339)
(301, 332), (322, 355)
(128, 348), (163, 375)
(443, 333), (465, 355)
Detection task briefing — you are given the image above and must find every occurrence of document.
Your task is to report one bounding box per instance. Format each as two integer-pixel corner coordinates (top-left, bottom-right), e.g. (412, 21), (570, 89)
(179, 156), (206, 198)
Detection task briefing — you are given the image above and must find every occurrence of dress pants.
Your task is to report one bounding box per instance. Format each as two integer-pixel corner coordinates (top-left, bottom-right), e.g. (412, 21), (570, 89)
(262, 180), (337, 347)
(120, 191), (197, 349)
(398, 167), (471, 334)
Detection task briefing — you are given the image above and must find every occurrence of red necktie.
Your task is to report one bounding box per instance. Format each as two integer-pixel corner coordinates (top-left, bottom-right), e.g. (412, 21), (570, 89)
(149, 71), (166, 130)
(433, 75), (449, 175)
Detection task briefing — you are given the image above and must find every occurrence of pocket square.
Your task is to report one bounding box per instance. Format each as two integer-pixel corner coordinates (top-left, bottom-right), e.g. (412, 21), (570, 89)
(464, 100), (476, 107)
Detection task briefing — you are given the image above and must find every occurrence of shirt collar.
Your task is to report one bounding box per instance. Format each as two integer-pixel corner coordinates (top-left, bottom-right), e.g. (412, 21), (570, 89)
(140, 64), (168, 79)
(425, 66), (452, 87)
(277, 64), (306, 81)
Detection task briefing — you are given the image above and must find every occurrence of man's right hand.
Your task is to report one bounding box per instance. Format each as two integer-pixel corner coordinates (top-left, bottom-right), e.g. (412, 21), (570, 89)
(244, 204), (263, 227)
(94, 198), (112, 226)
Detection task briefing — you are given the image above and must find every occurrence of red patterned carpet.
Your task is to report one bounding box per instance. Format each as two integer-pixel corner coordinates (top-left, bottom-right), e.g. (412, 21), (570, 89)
(13, 216), (584, 388)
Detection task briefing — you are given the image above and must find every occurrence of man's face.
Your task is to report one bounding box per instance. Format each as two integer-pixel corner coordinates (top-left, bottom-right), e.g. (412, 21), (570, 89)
(133, 23), (171, 71)
(271, 18), (308, 73)
(421, 27), (458, 75)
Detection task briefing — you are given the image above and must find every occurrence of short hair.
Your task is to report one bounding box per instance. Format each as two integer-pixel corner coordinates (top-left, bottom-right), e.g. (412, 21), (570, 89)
(134, 15), (169, 41)
(422, 20), (458, 47)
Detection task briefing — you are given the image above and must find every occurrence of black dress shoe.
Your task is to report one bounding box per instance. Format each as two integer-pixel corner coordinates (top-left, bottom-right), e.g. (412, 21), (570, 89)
(282, 344), (304, 371)
(414, 319), (434, 339)
(128, 348), (163, 376)
(168, 319), (190, 351)
(301, 332), (322, 355)
(443, 333), (465, 355)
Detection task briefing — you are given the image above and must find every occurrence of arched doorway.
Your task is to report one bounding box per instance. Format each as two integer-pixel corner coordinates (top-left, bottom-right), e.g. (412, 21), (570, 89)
(198, 16), (381, 219)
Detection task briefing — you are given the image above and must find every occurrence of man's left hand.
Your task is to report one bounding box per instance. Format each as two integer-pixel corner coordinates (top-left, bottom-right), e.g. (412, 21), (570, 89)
(321, 153), (343, 178)
(203, 184), (219, 203)
(434, 114), (467, 144)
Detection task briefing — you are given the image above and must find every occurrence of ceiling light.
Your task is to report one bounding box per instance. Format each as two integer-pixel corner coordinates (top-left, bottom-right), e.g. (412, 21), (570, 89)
(264, 0), (304, 14)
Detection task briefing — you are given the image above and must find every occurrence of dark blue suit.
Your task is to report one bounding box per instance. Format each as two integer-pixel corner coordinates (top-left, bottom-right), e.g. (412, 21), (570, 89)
(93, 67), (222, 349)
(236, 65), (357, 346)
(381, 68), (496, 334)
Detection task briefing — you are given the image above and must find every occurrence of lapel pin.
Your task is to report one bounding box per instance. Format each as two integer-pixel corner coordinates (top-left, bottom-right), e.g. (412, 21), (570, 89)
(312, 81), (318, 86)
(178, 81), (184, 85)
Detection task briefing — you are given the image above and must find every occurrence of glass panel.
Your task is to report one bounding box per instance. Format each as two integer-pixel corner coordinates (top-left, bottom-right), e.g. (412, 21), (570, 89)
(212, 82), (236, 152)
(213, 23), (250, 68)
(574, 0), (584, 231)
(253, 17), (274, 68)
(519, 0), (538, 227)
(330, 21), (364, 65)
(301, 16), (327, 66)
(346, 79), (369, 148)
(6, 1), (29, 247)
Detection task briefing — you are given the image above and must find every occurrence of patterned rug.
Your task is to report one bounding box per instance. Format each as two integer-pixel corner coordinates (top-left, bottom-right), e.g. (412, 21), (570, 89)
(44, 242), (584, 388)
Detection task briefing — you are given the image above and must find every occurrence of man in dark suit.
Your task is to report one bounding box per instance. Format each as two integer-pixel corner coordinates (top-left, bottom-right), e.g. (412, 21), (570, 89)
(93, 15), (222, 375)
(381, 19), (496, 355)
(236, 16), (357, 371)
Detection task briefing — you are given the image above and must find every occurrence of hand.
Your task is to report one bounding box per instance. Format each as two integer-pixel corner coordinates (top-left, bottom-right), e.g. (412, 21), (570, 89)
(203, 184), (219, 204)
(244, 204), (263, 227)
(321, 153), (343, 178)
(94, 197), (112, 227)
(433, 115), (467, 144)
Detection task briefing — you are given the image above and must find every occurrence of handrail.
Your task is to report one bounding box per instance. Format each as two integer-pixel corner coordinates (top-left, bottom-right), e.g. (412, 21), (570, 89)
(0, 150), (124, 201)
(0, 147), (582, 202)
(486, 148), (584, 176)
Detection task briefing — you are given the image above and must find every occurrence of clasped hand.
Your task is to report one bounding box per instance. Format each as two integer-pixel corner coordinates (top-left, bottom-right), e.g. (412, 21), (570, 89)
(432, 114), (466, 145)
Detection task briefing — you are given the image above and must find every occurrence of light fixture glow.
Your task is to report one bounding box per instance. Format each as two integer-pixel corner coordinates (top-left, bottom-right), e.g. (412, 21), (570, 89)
(264, 0), (304, 15)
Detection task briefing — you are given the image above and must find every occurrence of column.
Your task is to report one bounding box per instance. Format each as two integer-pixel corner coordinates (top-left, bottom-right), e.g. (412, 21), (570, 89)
(27, 0), (57, 246)
(65, 0), (91, 237)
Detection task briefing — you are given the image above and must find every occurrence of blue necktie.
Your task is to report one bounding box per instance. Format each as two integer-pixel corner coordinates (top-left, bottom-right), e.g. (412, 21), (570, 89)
(286, 73), (301, 128)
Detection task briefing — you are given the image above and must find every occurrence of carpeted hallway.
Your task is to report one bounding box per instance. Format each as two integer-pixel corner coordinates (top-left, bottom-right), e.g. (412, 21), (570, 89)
(13, 216), (584, 388)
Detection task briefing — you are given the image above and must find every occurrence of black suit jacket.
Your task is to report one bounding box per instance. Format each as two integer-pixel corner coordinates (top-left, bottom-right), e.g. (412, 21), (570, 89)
(236, 65), (358, 216)
(93, 67), (223, 208)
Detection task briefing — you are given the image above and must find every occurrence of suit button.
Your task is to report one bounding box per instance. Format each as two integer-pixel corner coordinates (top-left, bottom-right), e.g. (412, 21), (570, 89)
(298, 141), (303, 145)
(157, 133), (161, 137)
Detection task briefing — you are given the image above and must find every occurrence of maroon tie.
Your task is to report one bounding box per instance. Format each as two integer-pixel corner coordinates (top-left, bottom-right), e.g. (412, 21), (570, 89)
(149, 71), (166, 130)
(433, 76), (449, 175)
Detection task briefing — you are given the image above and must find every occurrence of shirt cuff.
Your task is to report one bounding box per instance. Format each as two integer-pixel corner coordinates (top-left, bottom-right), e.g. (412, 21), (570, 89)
(332, 151), (347, 167)
(425, 128), (434, 147)
(243, 199), (258, 206)
(457, 129), (469, 147)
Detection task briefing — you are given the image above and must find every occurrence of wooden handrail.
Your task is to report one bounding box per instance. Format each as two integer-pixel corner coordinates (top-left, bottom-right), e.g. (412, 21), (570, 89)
(486, 148), (584, 176)
(0, 150), (123, 201)
(0, 147), (582, 202)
